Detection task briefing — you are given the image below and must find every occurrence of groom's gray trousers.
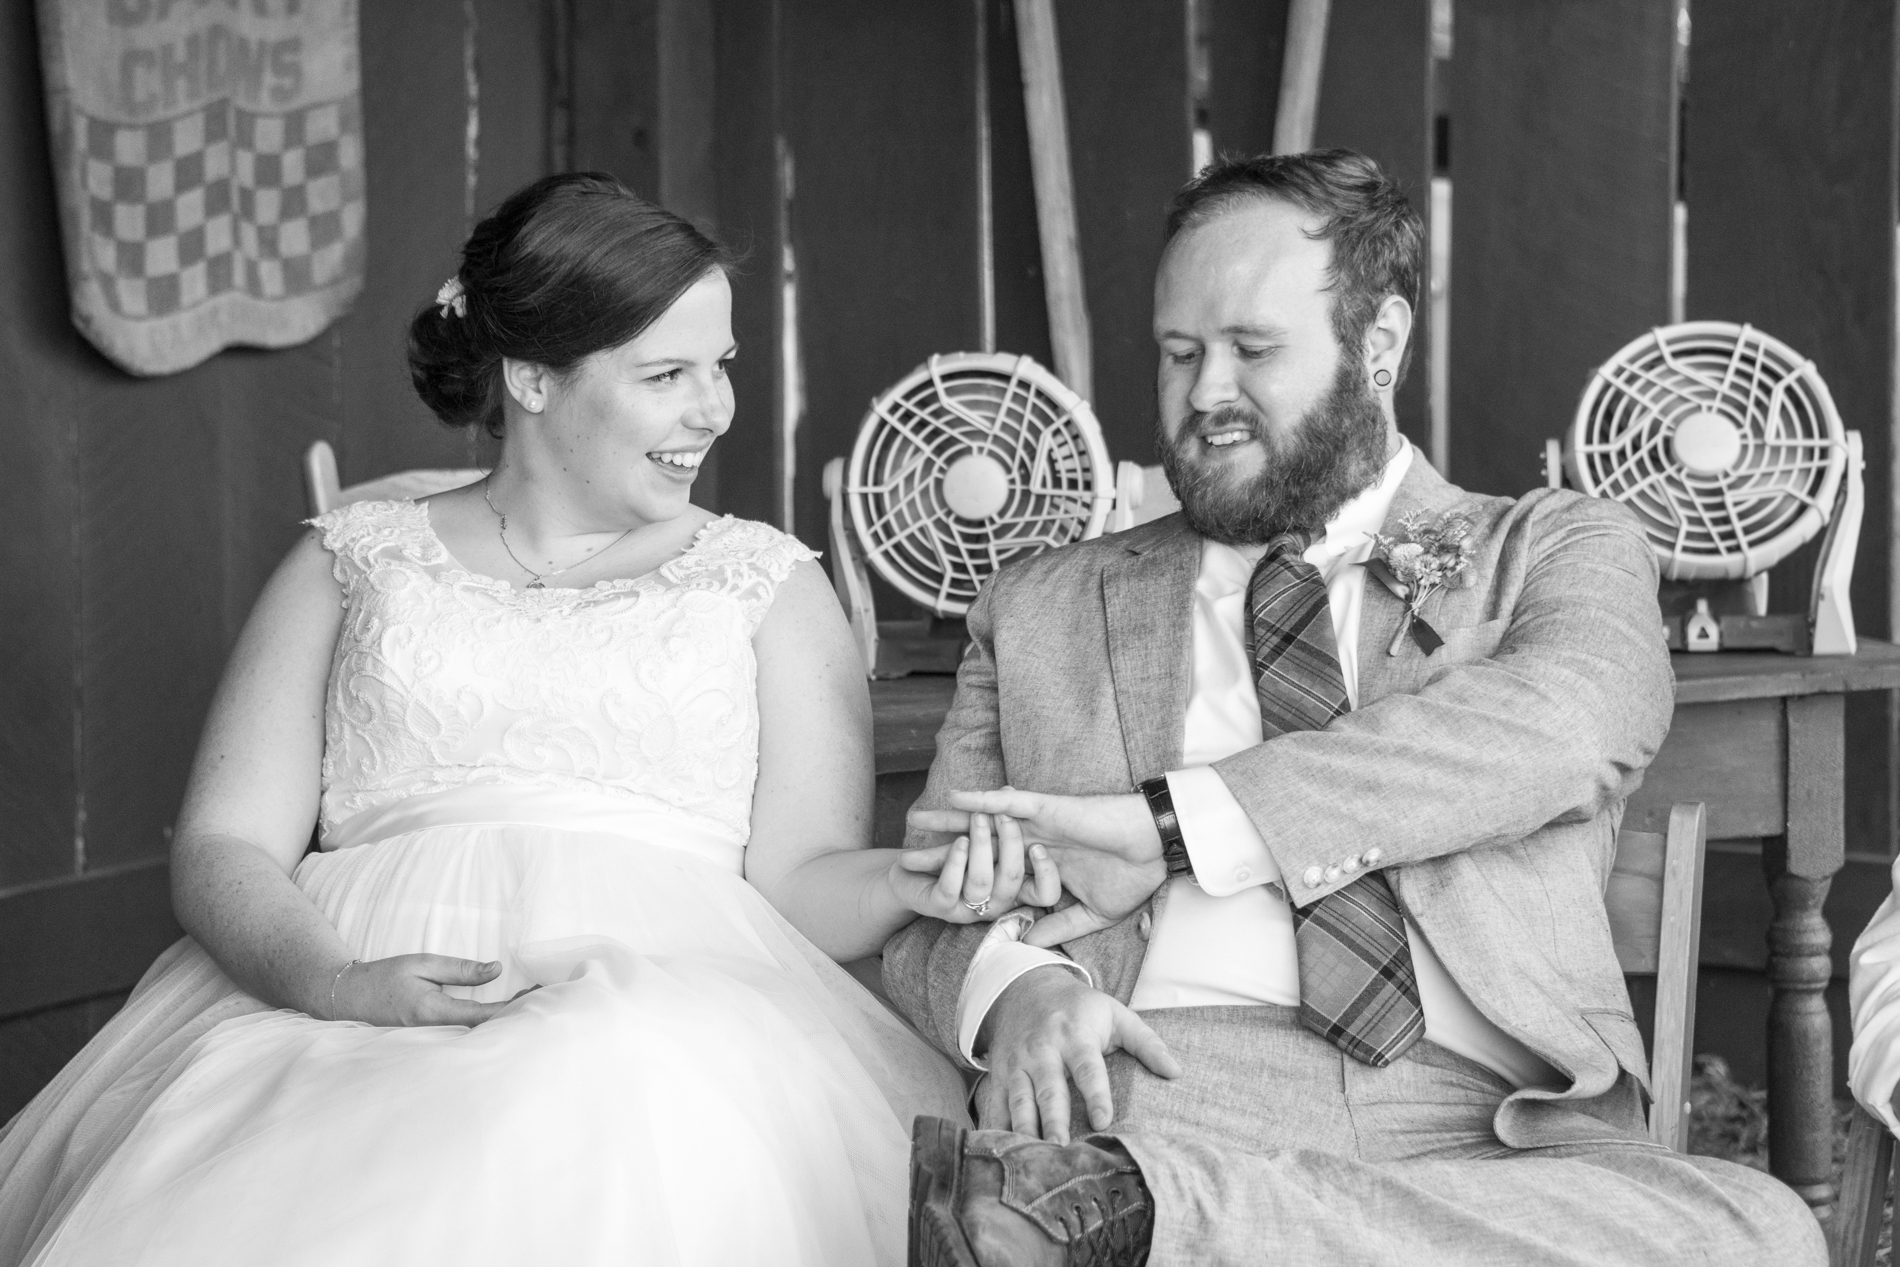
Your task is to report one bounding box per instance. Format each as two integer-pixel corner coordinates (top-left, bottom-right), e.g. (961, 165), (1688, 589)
(1056, 1005), (1824, 1266)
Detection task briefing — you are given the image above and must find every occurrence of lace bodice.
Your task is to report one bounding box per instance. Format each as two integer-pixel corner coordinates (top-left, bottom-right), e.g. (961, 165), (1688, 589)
(310, 500), (817, 847)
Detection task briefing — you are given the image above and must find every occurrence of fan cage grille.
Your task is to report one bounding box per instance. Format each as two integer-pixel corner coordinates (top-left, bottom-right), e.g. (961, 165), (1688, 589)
(1569, 321), (1845, 581)
(845, 352), (1113, 616)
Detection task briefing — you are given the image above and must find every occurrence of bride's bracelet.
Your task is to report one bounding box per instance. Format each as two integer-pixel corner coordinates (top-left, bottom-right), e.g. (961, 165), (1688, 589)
(328, 959), (360, 1022)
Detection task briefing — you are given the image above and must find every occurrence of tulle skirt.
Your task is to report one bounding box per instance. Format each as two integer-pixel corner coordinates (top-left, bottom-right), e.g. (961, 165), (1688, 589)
(0, 816), (967, 1267)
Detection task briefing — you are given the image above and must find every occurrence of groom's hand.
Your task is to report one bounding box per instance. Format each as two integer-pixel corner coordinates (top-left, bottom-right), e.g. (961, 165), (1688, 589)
(977, 964), (1180, 1144)
(910, 788), (1167, 945)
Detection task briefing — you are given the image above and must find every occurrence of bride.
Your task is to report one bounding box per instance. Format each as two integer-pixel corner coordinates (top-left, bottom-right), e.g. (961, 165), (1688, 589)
(0, 172), (1052, 1267)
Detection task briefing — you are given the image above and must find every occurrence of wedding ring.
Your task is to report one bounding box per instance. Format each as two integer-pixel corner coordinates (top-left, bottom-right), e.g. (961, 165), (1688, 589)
(963, 898), (991, 915)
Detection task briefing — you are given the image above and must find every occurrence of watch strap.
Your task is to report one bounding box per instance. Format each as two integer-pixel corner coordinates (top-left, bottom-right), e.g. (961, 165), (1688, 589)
(1140, 775), (1193, 879)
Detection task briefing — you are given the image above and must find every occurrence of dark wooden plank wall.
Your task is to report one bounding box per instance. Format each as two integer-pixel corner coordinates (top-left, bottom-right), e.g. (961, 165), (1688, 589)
(0, 1), (553, 1120)
(1448, 0), (1679, 499)
(1684, 0), (1899, 859)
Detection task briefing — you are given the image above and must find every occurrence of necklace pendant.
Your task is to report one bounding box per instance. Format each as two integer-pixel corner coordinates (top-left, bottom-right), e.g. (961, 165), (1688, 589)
(527, 580), (545, 590)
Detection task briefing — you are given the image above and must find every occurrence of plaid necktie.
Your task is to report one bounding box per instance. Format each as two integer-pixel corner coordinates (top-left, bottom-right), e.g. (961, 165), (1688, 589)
(1246, 530), (1425, 1068)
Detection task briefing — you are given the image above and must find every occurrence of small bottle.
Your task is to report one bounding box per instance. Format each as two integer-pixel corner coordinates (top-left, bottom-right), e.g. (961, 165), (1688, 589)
(1685, 597), (1721, 653)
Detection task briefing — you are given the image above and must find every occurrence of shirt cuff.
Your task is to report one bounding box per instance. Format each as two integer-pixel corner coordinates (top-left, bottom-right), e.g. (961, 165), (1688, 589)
(955, 910), (1092, 1068)
(1166, 765), (1282, 898)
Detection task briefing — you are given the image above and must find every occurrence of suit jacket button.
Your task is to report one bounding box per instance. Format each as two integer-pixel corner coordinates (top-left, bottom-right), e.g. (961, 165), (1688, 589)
(1302, 866), (1324, 888)
(1340, 854), (1362, 873)
(1137, 911), (1152, 940)
(1324, 865), (1343, 882)
(1362, 847), (1384, 866)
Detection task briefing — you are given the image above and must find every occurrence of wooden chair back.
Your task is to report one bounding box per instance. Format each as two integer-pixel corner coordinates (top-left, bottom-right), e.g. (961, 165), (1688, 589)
(302, 440), (487, 518)
(1606, 800), (1709, 1151)
(1829, 1097), (1895, 1264)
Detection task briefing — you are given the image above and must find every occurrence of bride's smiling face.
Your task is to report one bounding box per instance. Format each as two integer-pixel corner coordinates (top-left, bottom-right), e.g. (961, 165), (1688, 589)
(530, 269), (736, 523)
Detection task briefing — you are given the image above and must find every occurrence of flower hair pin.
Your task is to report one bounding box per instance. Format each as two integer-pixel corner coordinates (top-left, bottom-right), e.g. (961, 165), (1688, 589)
(1367, 510), (1475, 656)
(435, 276), (467, 319)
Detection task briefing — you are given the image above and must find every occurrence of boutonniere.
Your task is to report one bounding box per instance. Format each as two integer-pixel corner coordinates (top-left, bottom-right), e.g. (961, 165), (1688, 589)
(1367, 511), (1475, 656)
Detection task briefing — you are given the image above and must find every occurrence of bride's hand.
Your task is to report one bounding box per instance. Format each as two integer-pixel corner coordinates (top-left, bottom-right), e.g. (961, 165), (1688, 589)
(890, 812), (1061, 924)
(327, 954), (515, 1027)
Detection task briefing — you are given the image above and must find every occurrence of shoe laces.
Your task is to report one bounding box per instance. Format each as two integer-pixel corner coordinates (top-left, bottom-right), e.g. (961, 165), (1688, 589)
(1063, 1185), (1150, 1267)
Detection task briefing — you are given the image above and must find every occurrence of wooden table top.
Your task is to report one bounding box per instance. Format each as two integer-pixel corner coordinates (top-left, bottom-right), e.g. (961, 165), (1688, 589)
(869, 641), (1900, 770)
(1669, 638), (1900, 704)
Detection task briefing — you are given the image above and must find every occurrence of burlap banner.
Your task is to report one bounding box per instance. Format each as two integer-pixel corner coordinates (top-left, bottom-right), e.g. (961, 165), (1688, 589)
(37, 0), (365, 376)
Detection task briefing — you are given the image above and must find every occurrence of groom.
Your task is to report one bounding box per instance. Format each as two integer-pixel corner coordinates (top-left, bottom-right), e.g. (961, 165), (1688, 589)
(883, 150), (1822, 1265)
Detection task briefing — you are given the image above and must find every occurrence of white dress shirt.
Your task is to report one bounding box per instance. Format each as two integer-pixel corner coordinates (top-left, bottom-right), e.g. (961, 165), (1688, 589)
(955, 442), (1558, 1089)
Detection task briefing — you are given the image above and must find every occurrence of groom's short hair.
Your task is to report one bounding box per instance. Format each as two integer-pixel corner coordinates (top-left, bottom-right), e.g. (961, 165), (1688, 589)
(1166, 149), (1424, 386)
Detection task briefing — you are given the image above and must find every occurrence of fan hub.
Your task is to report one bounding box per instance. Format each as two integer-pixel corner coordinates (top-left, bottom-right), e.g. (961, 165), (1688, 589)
(1671, 410), (1744, 476)
(942, 453), (1011, 520)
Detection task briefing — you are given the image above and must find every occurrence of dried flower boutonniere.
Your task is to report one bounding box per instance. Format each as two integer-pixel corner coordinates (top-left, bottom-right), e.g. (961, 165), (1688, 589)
(1367, 511), (1475, 656)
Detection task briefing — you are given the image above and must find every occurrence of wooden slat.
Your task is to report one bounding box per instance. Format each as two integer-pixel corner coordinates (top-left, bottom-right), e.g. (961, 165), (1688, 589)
(1271, 0), (1330, 156)
(1311, 0), (1433, 450)
(985, 0), (1057, 370)
(1014, 0), (1092, 404)
(1448, 0), (1677, 497)
(1829, 1106), (1896, 1267)
(0, 860), (177, 1018)
(77, 362), (227, 872)
(1684, 0), (1896, 644)
(1051, 0), (1191, 463)
(0, 0), (78, 888)
(1684, 0), (1900, 864)
(1648, 801), (1706, 1151)
(1205, 0), (1291, 159)
(570, 0), (660, 199)
(705, 0), (781, 526)
(474, 0), (553, 214)
(339, 1), (491, 487)
(781, 0), (982, 546)
(1669, 643), (1900, 706)
(1627, 697), (1784, 840)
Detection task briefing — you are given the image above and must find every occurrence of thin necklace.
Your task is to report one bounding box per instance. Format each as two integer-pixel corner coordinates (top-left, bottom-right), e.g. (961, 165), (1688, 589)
(482, 478), (638, 590)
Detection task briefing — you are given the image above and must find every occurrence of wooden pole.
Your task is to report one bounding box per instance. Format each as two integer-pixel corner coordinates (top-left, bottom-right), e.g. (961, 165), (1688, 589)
(1014, 0), (1093, 403)
(1272, 0), (1330, 155)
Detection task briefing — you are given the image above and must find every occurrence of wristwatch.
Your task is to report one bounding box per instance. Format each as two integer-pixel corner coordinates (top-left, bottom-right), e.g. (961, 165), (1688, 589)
(1139, 775), (1194, 880)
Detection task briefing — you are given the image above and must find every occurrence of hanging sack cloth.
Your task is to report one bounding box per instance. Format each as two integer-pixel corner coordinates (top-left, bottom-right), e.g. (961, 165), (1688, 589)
(36, 0), (365, 376)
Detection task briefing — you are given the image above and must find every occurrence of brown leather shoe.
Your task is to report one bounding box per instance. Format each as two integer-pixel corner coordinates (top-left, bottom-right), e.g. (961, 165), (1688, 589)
(909, 1116), (1154, 1267)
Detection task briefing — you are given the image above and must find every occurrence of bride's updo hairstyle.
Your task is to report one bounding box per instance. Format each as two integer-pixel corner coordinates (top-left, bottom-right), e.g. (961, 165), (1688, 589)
(408, 171), (731, 433)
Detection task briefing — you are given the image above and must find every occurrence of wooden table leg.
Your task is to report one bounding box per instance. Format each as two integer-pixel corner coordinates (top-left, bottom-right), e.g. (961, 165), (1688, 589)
(1763, 693), (1845, 1213)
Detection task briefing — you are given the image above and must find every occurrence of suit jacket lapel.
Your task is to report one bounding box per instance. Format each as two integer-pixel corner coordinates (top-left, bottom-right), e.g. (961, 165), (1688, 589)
(1355, 453), (1470, 706)
(1102, 520), (1198, 784)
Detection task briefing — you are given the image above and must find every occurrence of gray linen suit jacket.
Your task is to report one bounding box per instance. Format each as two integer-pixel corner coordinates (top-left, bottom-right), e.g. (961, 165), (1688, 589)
(882, 456), (1676, 1150)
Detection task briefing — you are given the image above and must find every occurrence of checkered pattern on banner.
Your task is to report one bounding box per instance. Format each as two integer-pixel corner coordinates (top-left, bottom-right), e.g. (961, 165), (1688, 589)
(81, 97), (365, 320)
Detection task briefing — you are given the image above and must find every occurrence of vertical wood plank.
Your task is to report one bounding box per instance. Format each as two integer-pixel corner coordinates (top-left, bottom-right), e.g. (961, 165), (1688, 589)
(339, 2), (486, 487)
(986, 0), (1056, 374)
(708, 0), (782, 525)
(1311, 0), (1433, 450)
(1205, 0), (1291, 160)
(0, 0), (78, 887)
(474, 0), (551, 216)
(658, 0), (717, 232)
(1448, 0), (1677, 497)
(570, 0), (660, 200)
(780, 0), (982, 546)
(1053, 0), (1192, 463)
(1683, 0), (1898, 860)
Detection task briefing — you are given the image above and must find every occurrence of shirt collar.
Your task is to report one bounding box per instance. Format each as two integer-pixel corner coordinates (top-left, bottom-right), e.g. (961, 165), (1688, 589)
(1206, 439), (1416, 580)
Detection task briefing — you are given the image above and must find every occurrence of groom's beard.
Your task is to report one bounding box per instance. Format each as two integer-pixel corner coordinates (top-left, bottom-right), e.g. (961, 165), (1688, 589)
(1156, 354), (1391, 546)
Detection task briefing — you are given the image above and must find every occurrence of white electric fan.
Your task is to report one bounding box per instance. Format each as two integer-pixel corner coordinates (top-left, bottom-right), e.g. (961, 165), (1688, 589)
(822, 351), (1118, 677)
(1546, 321), (1863, 654)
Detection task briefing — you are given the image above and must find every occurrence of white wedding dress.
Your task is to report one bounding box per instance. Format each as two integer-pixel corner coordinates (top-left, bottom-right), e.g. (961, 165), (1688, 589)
(0, 501), (966, 1267)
